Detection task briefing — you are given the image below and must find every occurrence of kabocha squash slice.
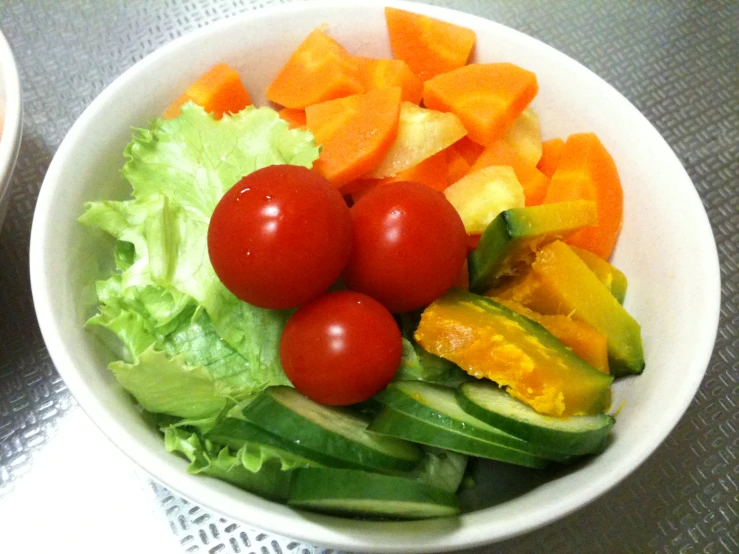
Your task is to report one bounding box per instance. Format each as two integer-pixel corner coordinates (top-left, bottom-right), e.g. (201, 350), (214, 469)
(489, 241), (644, 376)
(468, 200), (597, 293)
(491, 297), (610, 374)
(569, 245), (628, 304)
(414, 289), (613, 417)
(491, 246), (628, 306)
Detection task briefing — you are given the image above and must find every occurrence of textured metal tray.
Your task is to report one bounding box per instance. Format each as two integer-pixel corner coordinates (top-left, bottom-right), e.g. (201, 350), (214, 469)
(1, 0), (736, 552)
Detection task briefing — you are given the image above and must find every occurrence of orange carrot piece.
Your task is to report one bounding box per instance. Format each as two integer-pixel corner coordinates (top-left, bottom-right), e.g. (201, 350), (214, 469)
(385, 7), (476, 82)
(306, 87), (402, 189)
(163, 63), (251, 120)
(353, 56), (423, 104)
(351, 150), (449, 201)
(471, 140), (550, 206)
(423, 63), (538, 146)
(278, 107), (307, 129)
(543, 133), (623, 259)
(537, 138), (566, 178)
(391, 149), (449, 191)
(350, 149), (449, 202)
(446, 146), (471, 185)
(266, 29), (363, 109)
(453, 136), (485, 166)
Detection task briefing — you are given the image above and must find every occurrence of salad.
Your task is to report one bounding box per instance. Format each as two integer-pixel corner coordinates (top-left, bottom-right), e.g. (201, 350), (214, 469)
(79, 7), (644, 519)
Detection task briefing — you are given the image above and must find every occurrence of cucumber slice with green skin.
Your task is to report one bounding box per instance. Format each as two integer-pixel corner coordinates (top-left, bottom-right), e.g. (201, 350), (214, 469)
(457, 381), (614, 455)
(376, 381), (572, 462)
(288, 468), (460, 519)
(243, 387), (423, 473)
(368, 406), (550, 469)
(204, 418), (320, 466)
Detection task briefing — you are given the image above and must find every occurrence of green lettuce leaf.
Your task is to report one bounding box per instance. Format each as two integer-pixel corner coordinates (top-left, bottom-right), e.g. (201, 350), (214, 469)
(164, 426), (293, 501)
(123, 103), (319, 213)
(111, 348), (228, 419)
(412, 447), (469, 493)
(81, 104), (318, 418)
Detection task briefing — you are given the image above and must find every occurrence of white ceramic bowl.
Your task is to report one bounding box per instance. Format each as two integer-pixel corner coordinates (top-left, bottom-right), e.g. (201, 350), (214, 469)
(29, 1), (721, 552)
(0, 29), (22, 233)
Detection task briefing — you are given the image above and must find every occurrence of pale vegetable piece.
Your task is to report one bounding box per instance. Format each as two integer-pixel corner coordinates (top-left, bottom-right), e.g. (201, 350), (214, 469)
(443, 166), (525, 234)
(366, 101), (467, 178)
(502, 107), (542, 167)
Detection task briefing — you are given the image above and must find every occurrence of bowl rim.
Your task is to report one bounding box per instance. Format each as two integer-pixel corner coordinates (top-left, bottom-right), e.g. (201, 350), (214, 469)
(0, 28), (23, 210)
(29, 1), (722, 551)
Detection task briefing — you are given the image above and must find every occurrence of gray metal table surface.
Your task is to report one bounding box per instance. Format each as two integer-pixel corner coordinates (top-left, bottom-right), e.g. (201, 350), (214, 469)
(0, 0), (736, 552)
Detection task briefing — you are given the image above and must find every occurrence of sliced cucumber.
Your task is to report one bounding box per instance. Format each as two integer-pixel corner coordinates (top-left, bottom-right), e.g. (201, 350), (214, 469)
(376, 381), (571, 462)
(243, 386), (423, 473)
(288, 468), (460, 519)
(204, 418), (319, 466)
(457, 381), (614, 455)
(369, 406), (550, 469)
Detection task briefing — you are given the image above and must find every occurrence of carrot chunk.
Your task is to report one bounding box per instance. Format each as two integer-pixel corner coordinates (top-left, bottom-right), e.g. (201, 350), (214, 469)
(423, 63), (538, 146)
(537, 138), (566, 178)
(306, 87), (402, 189)
(163, 63), (251, 120)
(446, 145), (471, 185)
(353, 56), (423, 104)
(453, 136), (485, 166)
(389, 149), (449, 191)
(385, 7), (475, 81)
(351, 150), (449, 202)
(278, 107), (307, 129)
(471, 140), (550, 206)
(266, 29), (363, 109)
(543, 133), (623, 259)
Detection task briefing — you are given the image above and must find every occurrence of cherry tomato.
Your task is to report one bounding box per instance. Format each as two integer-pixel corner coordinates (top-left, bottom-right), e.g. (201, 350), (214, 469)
(208, 165), (352, 309)
(279, 291), (402, 406)
(343, 181), (467, 313)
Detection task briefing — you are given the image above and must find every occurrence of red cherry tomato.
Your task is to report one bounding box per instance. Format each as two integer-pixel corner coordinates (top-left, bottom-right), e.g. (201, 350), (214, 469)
(343, 181), (467, 313)
(279, 291), (402, 406)
(208, 165), (352, 309)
